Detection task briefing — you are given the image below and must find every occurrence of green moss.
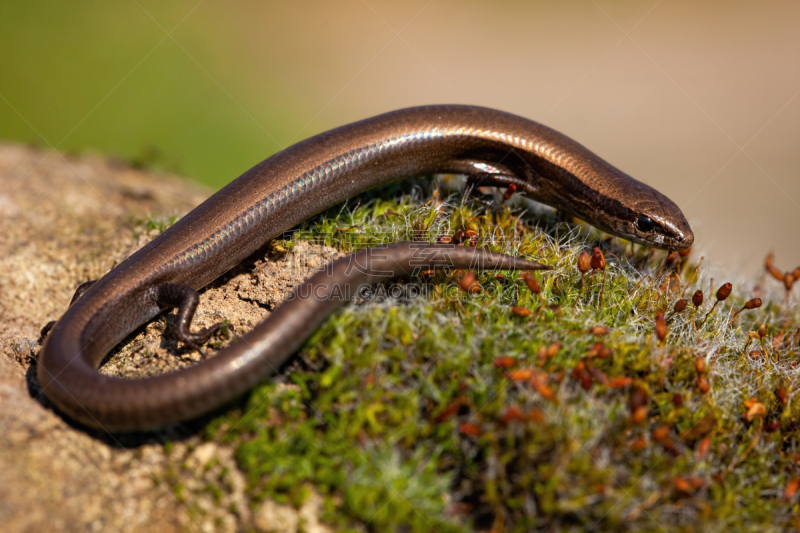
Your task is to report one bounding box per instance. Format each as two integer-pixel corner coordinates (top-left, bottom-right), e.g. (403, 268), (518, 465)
(130, 214), (182, 236)
(206, 181), (800, 532)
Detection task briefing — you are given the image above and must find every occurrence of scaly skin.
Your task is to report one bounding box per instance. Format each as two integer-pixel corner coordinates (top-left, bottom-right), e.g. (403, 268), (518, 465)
(38, 105), (693, 431)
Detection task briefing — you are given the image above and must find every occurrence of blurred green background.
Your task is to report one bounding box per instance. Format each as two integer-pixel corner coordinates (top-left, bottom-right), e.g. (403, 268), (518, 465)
(0, 1), (306, 186)
(1, 1), (798, 274)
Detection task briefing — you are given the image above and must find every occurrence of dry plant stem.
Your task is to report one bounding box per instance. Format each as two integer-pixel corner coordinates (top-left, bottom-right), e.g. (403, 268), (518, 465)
(491, 512), (505, 533)
(729, 418), (763, 471)
(588, 248), (608, 313)
(575, 250), (591, 309)
(743, 337), (753, 353)
(598, 269), (607, 314)
(727, 299), (762, 329)
(698, 301), (719, 328)
(671, 272), (682, 299)
(335, 225), (363, 244)
(377, 209), (402, 219)
(574, 273), (586, 310)
(759, 338), (771, 365)
(729, 308), (745, 326)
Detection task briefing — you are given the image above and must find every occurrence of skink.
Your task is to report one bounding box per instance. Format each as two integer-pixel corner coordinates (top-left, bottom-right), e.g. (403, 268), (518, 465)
(38, 105), (693, 431)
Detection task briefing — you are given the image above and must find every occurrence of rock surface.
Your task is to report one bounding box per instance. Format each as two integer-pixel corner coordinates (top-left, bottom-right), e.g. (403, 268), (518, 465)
(0, 144), (336, 532)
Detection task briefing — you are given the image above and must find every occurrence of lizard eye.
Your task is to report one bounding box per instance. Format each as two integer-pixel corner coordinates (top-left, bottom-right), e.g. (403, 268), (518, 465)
(636, 216), (656, 232)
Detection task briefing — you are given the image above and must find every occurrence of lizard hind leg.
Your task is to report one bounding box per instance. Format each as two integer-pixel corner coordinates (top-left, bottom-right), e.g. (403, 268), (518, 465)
(155, 283), (223, 354)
